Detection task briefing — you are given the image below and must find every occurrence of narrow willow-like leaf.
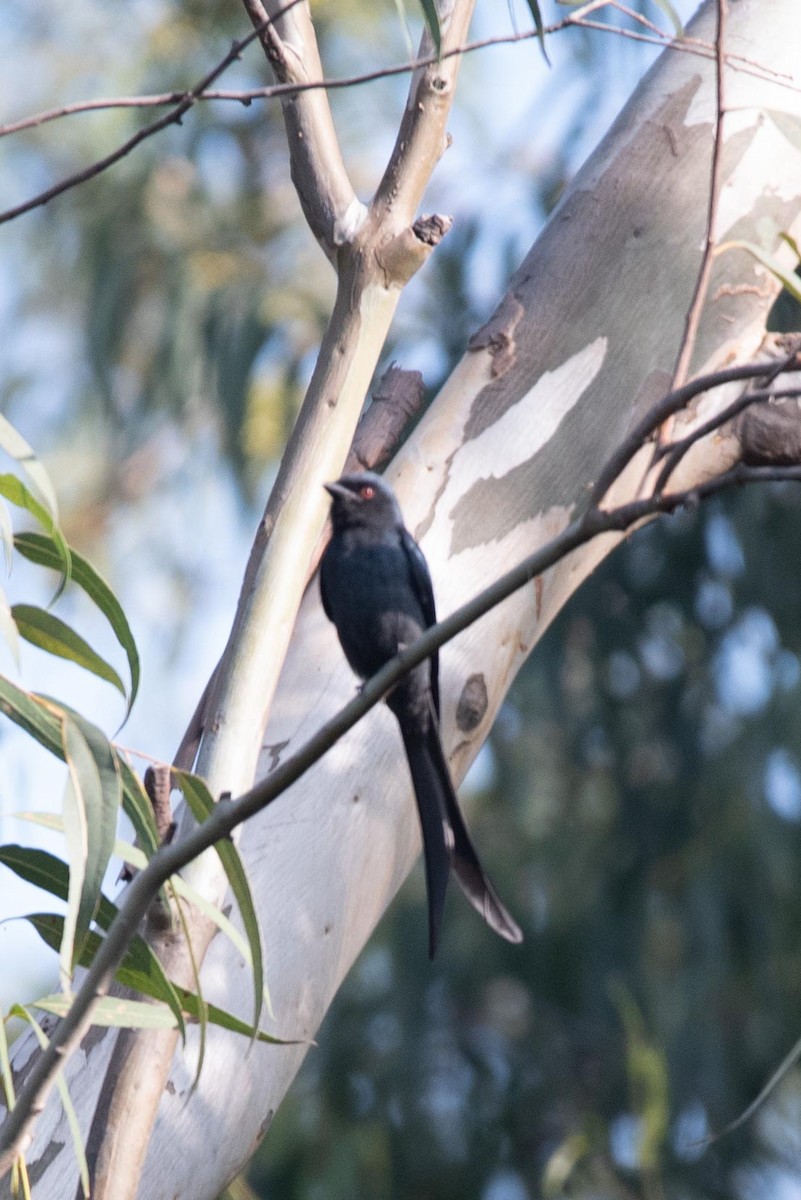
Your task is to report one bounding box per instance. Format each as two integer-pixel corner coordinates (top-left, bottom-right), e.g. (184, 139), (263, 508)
(0, 1008), (15, 1110)
(60, 714), (121, 977)
(649, 0), (684, 35)
(27, 914), (186, 1038)
(523, 0), (550, 64)
(0, 498), (13, 571)
(175, 770), (265, 1035)
(27, 913), (290, 1045)
(0, 415), (59, 519)
(60, 776), (87, 990)
(419, 0), (441, 56)
(0, 474), (70, 597)
(12, 604), (126, 699)
(0, 678), (158, 860)
(0, 844), (119, 930)
(718, 239), (801, 304)
(0, 675), (63, 756)
(32, 993), (179, 1030)
(117, 757), (160, 857)
(9, 1005), (90, 1199)
(14, 532), (140, 719)
(0, 584), (19, 666)
(14, 816), (263, 1004)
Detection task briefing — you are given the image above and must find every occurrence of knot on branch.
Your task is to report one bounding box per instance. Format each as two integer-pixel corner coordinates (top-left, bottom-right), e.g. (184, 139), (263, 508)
(375, 215), (452, 285)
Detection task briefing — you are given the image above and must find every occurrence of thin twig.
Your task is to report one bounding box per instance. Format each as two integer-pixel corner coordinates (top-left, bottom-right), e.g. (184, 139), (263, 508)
(0, 17), (730, 144)
(590, 355), (801, 505)
(0, 4), (303, 227)
(0, 3), (750, 229)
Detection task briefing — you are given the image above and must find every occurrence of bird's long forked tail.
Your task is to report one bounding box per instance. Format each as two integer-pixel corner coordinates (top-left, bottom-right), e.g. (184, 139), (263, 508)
(401, 709), (523, 958)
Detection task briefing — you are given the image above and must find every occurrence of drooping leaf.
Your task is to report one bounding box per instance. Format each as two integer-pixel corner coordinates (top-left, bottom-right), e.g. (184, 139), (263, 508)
(649, 0), (684, 35)
(175, 770), (265, 1035)
(12, 604), (126, 699)
(14, 532), (140, 719)
(27, 913), (292, 1045)
(60, 714), (121, 978)
(524, 0), (550, 65)
(0, 678), (159, 859)
(0, 474), (70, 598)
(0, 498), (13, 571)
(0, 844), (118, 931)
(419, 0), (441, 57)
(0, 1007), (15, 1110)
(0, 675), (64, 756)
(117, 756), (160, 858)
(9, 1005), (90, 1199)
(32, 993), (179, 1030)
(27, 913), (186, 1038)
(28, 915), (290, 1044)
(0, 415), (59, 520)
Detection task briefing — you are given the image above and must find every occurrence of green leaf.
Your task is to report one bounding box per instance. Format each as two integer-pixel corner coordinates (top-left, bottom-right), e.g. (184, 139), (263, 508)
(26, 913), (186, 1039)
(0, 583), (20, 666)
(718, 239), (801, 304)
(0, 679), (159, 859)
(523, 0), (550, 65)
(12, 604), (126, 699)
(0, 498), (13, 571)
(175, 771), (265, 1036)
(32, 993), (179, 1030)
(0, 1007), (15, 1110)
(0, 415), (59, 521)
(0, 473), (70, 599)
(27, 914), (291, 1046)
(649, 0), (684, 36)
(0, 675), (64, 756)
(419, 0), (441, 57)
(176, 991), (293, 1046)
(9, 1005), (90, 1198)
(14, 532), (140, 719)
(60, 714), (121, 979)
(0, 844), (119, 931)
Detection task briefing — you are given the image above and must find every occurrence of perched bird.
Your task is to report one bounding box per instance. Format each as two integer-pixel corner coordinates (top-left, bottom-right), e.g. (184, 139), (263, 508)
(320, 471), (522, 958)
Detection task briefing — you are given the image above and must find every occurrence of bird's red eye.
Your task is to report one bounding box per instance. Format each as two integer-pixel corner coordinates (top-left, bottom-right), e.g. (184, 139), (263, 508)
(360, 485), (375, 500)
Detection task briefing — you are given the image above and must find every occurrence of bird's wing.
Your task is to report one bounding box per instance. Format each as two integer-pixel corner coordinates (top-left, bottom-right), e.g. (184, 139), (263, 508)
(399, 527), (440, 715)
(319, 547), (334, 622)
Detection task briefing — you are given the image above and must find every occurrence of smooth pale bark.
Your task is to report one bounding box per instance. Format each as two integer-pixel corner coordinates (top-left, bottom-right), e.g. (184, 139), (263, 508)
(4, 1), (801, 1197)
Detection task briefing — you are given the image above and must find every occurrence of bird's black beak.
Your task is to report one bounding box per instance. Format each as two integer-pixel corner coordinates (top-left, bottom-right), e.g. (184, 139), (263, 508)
(324, 480), (351, 501)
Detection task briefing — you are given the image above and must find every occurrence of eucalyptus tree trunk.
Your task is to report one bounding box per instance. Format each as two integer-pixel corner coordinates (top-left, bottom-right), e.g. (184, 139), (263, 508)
(4, 0), (801, 1197)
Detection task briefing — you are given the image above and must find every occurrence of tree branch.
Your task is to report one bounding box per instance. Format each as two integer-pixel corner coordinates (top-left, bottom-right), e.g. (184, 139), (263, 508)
(240, 0), (364, 259)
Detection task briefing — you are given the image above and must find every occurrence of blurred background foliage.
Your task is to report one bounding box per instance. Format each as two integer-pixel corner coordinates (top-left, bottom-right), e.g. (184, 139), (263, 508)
(3, 1), (801, 1198)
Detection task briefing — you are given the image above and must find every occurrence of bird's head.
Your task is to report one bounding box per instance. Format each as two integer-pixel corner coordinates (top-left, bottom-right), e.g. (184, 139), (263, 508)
(324, 472), (402, 532)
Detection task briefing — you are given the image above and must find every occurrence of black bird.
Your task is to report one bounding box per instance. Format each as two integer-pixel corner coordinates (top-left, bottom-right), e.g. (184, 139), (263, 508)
(320, 471), (522, 958)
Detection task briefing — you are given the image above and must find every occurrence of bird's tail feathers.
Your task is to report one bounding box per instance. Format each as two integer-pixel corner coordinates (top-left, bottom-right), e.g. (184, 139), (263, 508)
(402, 706), (522, 950)
(402, 732), (452, 959)
(423, 709), (523, 947)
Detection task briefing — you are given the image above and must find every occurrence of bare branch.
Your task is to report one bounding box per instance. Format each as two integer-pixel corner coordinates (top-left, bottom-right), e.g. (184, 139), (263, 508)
(0, 11), (296, 227)
(241, 0), (363, 258)
(589, 354), (801, 506)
